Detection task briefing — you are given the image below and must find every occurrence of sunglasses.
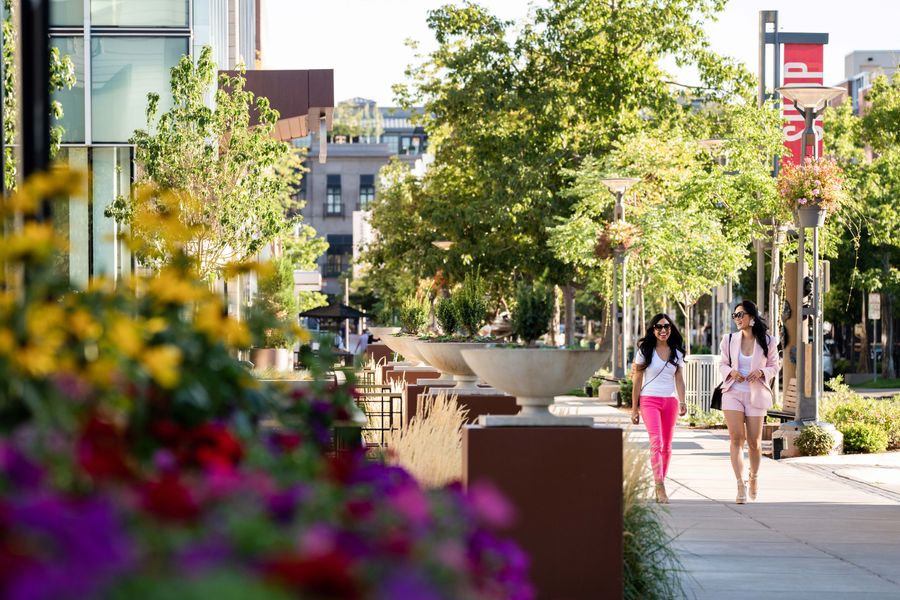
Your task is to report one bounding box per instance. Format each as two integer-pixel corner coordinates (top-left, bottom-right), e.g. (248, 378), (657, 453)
(732, 311), (747, 320)
(653, 324), (671, 332)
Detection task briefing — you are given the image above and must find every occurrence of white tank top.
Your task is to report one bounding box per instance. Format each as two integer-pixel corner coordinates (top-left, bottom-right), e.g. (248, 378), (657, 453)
(732, 352), (753, 392)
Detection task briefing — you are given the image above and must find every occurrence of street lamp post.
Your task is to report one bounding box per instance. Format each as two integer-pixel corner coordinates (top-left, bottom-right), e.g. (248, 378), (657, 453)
(601, 177), (640, 379)
(776, 84), (844, 423)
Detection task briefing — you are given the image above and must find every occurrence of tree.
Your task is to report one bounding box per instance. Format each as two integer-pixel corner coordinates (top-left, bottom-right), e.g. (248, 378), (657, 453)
(856, 73), (900, 377)
(370, 0), (757, 341)
(3, 0), (76, 189)
(108, 46), (306, 281)
(283, 224), (328, 313)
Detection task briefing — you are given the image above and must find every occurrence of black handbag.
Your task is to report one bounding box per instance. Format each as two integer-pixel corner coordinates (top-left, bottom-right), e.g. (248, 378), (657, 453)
(710, 333), (733, 411)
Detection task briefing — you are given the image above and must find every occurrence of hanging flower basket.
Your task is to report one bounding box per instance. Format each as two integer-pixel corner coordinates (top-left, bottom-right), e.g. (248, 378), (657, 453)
(594, 221), (640, 260)
(777, 157), (848, 226)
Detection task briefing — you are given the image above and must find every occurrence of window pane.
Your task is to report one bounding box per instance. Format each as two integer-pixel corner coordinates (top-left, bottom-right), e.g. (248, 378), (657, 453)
(92, 0), (189, 27)
(51, 37), (86, 143)
(50, 0), (84, 26)
(91, 37), (187, 143)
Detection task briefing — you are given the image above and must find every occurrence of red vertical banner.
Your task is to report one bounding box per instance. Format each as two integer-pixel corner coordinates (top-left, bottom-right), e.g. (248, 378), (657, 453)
(782, 43), (825, 165)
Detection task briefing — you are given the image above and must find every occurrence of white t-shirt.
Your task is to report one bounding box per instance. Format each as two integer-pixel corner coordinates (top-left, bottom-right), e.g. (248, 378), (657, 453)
(634, 347), (684, 398)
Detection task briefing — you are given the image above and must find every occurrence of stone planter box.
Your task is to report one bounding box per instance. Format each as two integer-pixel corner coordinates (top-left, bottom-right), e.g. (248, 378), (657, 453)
(249, 348), (293, 371)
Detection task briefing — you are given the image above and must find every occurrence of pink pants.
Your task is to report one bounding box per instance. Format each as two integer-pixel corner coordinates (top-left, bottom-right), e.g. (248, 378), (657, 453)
(640, 395), (679, 481)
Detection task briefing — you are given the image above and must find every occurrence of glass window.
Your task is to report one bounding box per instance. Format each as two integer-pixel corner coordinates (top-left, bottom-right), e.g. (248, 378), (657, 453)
(51, 36), (86, 143)
(92, 0), (189, 27)
(381, 134), (399, 154)
(50, 0), (84, 26)
(91, 37), (187, 143)
(325, 234), (352, 276)
(325, 174), (342, 216)
(359, 175), (375, 210)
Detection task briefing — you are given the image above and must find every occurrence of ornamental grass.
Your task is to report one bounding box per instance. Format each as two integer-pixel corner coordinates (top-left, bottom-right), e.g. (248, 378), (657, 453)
(385, 389), (468, 488)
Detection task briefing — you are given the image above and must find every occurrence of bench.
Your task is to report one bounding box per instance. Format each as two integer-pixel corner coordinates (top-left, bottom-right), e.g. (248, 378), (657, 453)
(766, 378), (798, 422)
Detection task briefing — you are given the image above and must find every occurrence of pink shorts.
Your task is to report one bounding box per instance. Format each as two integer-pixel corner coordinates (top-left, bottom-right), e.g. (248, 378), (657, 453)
(721, 391), (767, 417)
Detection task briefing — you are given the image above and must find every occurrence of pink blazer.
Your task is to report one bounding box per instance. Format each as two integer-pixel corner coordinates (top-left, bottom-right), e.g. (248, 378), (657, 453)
(717, 333), (779, 409)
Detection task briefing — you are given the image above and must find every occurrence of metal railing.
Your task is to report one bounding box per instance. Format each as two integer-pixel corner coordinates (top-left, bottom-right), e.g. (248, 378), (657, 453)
(684, 354), (723, 412)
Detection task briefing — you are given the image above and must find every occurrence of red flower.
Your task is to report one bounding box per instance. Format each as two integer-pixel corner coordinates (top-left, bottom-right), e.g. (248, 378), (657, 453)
(148, 419), (185, 446)
(140, 473), (200, 522)
(186, 424), (243, 471)
(77, 416), (133, 481)
(263, 551), (361, 599)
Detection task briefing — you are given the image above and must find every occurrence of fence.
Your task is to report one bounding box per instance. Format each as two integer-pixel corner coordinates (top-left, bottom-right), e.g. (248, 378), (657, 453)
(684, 354), (722, 412)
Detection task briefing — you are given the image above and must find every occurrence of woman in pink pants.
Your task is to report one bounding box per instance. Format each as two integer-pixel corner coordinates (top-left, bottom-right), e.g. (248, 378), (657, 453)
(631, 314), (687, 503)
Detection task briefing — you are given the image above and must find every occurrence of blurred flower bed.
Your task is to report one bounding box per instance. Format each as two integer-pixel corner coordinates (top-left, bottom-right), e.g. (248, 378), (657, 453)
(0, 170), (533, 600)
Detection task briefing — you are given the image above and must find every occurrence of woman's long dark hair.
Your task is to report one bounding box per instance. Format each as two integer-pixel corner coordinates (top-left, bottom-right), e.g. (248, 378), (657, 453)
(635, 313), (686, 371)
(735, 300), (769, 356)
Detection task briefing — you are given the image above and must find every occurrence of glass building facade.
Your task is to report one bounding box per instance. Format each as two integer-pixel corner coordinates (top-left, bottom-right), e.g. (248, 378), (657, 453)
(49, 0), (256, 287)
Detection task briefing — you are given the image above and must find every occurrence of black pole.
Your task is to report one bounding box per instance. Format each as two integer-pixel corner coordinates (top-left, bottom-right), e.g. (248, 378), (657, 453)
(21, 0), (51, 219)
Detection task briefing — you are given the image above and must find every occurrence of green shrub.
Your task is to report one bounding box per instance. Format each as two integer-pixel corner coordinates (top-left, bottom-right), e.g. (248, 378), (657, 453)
(841, 422), (889, 454)
(434, 296), (458, 335)
(511, 283), (553, 345)
(399, 295), (429, 335)
(795, 425), (835, 456)
(453, 272), (490, 338)
(680, 408), (725, 428)
(619, 377), (634, 407)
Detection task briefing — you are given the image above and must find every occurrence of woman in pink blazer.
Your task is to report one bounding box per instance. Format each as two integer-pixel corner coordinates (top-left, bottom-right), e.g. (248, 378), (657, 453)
(718, 300), (779, 504)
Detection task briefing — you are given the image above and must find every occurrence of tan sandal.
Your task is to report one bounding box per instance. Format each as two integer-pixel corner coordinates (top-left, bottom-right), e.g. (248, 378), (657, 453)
(736, 480), (747, 504)
(748, 472), (758, 501)
(655, 482), (669, 504)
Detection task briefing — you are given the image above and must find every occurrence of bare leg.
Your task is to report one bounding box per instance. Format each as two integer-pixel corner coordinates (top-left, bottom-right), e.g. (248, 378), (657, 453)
(724, 410), (746, 481)
(744, 415), (764, 477)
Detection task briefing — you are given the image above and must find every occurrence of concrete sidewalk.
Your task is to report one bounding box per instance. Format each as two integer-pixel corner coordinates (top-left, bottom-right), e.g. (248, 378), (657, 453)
(553, 398), (900, 599)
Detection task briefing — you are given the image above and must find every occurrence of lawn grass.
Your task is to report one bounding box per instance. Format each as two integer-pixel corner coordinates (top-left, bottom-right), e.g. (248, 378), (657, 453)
(850, 377), (900, 390)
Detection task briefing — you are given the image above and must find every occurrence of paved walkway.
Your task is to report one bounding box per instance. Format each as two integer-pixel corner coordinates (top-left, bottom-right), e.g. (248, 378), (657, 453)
(553, 398), (900, 599)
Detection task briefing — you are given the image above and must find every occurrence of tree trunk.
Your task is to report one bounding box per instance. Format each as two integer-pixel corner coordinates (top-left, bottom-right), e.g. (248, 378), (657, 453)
(883, 247), (896, 378)
(563, 283), (575, 346)
(638, 277), (647, 334)
(549, 284), (561, 347)
(858, 289), (869, 374)
(679, 300), (692, 355)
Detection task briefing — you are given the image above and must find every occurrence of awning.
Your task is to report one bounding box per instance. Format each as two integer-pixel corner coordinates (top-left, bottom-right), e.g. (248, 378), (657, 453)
(299, 301), (368, 320)
(219, 69), (334, 143)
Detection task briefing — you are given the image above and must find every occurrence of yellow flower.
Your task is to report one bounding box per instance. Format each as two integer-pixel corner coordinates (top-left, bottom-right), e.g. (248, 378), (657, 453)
(147, 269), (202, 305)
(0, 223), (58, 262)
(0, 329), (17, 356)
(145, 317), (168, 335)
(15, 343), (57, 377)
(69, 309), (103, 341)
(108, 317), (144, 358)
(141, 345), (183, 389)
(85, 356), (119, 387)
(293, 324), (312, 344)
(195, 300), (250, 347)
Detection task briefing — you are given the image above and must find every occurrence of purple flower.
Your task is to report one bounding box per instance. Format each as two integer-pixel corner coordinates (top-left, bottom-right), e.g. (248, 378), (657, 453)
(266, 485), (307, 524)
(0, 444), (43, 489)
(798, 197), (808, 205)
(467, 481), (516, 529)
(177, 538), (232, 574)
(4, 493), (135, 600)
(375, 571), (443, 600)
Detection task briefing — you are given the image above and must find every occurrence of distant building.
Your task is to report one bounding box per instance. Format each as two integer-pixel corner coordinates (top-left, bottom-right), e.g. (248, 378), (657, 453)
(297, 100), (429, 296)
(838, 50), (900, 115)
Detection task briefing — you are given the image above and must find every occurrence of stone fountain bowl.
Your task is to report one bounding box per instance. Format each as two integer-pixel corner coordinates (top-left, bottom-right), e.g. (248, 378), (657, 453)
(460, 348), (603, 419)
(380, 334), (428, 367)
(369, 326), (401, 339)
(415, 342), (491, 389)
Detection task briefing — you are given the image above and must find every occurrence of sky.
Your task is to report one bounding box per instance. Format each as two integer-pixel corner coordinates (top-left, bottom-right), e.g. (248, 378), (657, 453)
(262, 0), (900, 106)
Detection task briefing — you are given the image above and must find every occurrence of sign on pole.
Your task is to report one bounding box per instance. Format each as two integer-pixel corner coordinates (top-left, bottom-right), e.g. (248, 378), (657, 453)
(868, 293), (881, 321)
(782, 42), (825, 164)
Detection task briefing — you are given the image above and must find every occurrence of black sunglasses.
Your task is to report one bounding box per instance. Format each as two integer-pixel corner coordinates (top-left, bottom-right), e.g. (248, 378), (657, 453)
(653, 324), (671, 332)
(732, 311), (747, 320)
